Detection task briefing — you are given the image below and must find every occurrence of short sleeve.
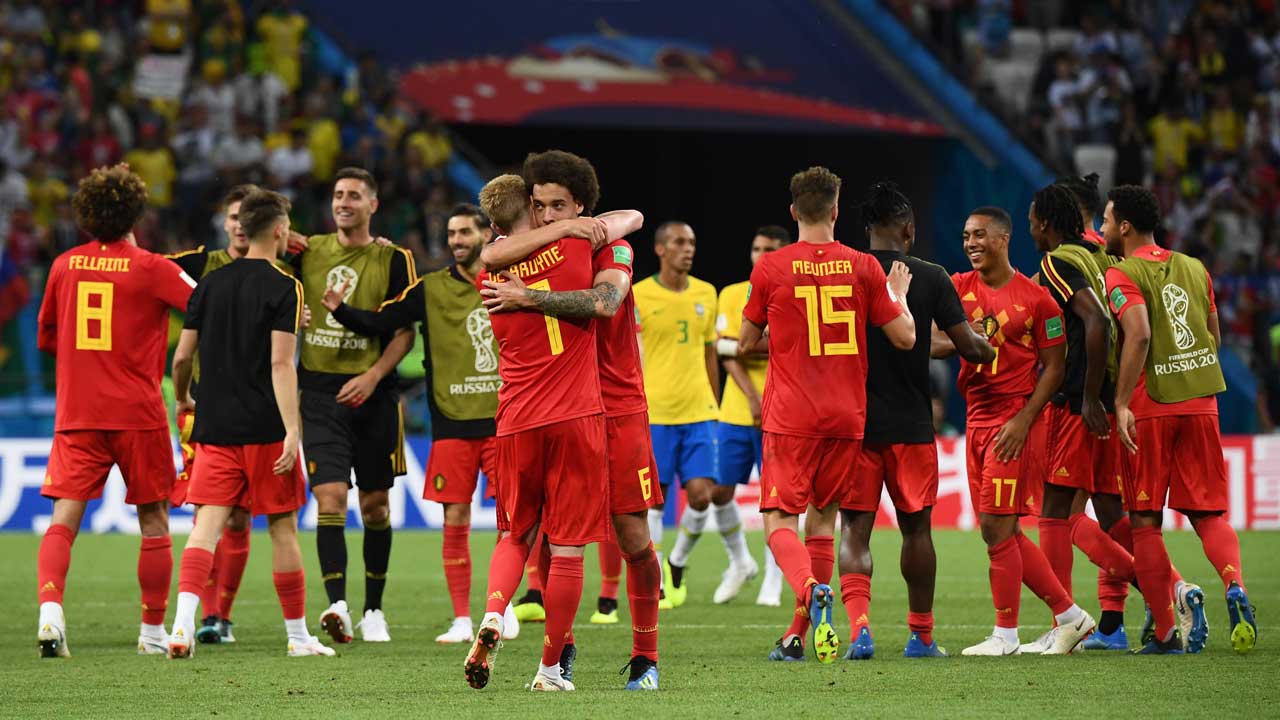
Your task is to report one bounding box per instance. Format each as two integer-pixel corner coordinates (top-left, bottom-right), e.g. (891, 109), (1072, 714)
(702, 287), (717, 344)
(1039, 254), (1091, 308)
(933, 266), (967, 330)
(862, 255), (902, 327)
(1033, 289), (1067, 348)
(183, 281), (206, 331)
(742, 259), (770, 326)
(151, 253), (197, 311)
(1105, 266), (1146, 319)
(273, 278), (303, 334)
(592, 239), (634, 280)
(166, 246), (207, 279)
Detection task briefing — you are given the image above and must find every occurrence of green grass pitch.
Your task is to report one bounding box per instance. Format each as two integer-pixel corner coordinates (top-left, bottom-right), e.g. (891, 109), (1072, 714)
(1, 529), (1276, 718)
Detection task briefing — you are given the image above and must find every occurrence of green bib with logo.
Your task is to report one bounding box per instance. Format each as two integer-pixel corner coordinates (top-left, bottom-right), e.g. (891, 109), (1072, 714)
(1050, 241), (1118, 382)
(299, 234), (397, 375)
(1111, 253), (1225, 402)
(423, 269), (500, 420)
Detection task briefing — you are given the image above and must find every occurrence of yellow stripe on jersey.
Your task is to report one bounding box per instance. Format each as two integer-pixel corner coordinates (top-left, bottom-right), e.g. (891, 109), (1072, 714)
(379, 276), (423, 311)
(717, 280), (766, 427)
(398, 247), (418, 283)
(1040, 256), (1073, 303)
(269, 263), (305, 332)
(633, 275), (720, 424)
(165, 245), (205, 260)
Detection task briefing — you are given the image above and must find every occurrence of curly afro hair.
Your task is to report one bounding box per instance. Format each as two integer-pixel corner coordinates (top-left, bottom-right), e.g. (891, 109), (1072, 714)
(521, 150), (600, 214)
(72, 164), (148, 242)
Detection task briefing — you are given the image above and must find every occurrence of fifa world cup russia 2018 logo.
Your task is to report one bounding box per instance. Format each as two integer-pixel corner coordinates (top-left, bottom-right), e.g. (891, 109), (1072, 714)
(467, 307), (498, 373)
(325, 265), (359, 328)
(1161, 283), (1195, 350)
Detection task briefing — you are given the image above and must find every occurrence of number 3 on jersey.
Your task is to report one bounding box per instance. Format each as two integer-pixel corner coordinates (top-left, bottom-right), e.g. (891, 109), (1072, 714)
(75, 281), (114, 351)
(794, 285), (857, 356)
(526, 279), (563, 355)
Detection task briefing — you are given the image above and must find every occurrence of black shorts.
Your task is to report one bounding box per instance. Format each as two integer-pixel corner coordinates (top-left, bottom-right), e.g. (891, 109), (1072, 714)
(301, 387), (406, 491)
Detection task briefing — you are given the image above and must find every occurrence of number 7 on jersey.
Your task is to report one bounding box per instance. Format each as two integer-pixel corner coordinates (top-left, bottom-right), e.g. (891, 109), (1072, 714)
(526, 279), (564, 355)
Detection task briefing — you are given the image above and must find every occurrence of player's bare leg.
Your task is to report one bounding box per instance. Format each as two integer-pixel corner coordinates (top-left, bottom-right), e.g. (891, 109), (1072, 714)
(764, 506), (839, 663)
(357, 489), (392, 641)
(438, 502), (475, 643)
(313, 483), (353, 643)
(268, 511), (333, 656)
(613, 511), (660, 690)
(169, 503), (234, 658)
(37, 499), (88, 658)
(531, 543), (587, 691)
(136, 501), (173, 655)
(709, 484), (758, 604)
(666, 476), (718, 606)
(837, 509), (876, 659)
(897, 507), (944, 657)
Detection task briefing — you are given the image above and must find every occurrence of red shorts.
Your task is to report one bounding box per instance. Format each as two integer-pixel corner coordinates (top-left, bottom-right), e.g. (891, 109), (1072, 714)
(170, 410), (197, 507)
(607, 411), (664, 515)
(424, 437), (498, 504)
(496, 414), (610, 546)
(760, 433), (860, 515)
(44, 428), (175, 505)
(1045, 404), (1122, 496)
(966, 423), (1039, 516)
(842, 441), (938, 514)
(187, 442), (307, 516)
(1120, 415), (1227, 513)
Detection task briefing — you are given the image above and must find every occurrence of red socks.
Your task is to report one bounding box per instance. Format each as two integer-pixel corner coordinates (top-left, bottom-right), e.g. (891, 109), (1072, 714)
(840, 573), (871, 637)
(804, 535), (834, 585)
(442, 524), (472, 618)
(272, 569), (306, 620)
(178, 547), (215, 597)
(202, 542), (224, 618)
(484, 535), (530, 615)
(138, 536), (172, 625)
(767, 528), (817, 598)
(987, 536), (1022, 628)
(1038, 517), (1073, 595)
(541, 555), (584, 667)
(908, 611), (934, 645)
(216, 527), (251, 620)
(1068, 513), (1133, 613)
(37, 524), (76, 605)
(1193, 514), (1245, 591)
(1016, 533), (1072, 616)
(1111, 514), (1183, 584)
(1132, 526), (1176, 641)
(624, 543), (661, 662)
(599, 542), (622, 600)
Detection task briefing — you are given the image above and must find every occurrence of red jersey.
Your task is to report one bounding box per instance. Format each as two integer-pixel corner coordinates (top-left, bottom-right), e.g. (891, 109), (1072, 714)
(953, 271), (1065, 427)
(485, 236), (603, 435)
(37, 240), (196, 431)
(593, 239), (647, 417)
(1105, 244), (1218, 419)
(742, 241), (902, 439)
(1084, 228), (1105, 247)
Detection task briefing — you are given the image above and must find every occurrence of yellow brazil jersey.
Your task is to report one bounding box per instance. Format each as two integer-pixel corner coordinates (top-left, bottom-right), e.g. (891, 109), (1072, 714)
(716, 280), (766, 427)
(633, 275), (719, 424)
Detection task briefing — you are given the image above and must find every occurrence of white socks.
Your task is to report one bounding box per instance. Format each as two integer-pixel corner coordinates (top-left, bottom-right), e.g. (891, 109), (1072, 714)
(174, 591), (200, 631)
(482, 610), (502, 626)
(669, 506), (708, 567)
(714, 501), (750, 566)
(285, 617), (309, 639)
(1054, 604), (1085, 627)
(762, 547), (782, 583)
(39, 601), (64, 627)
(647, 507), (665, 577)
(993, 626), (1019, 644)
(140, 623), (166, 637)
(537, 662), (562, 679)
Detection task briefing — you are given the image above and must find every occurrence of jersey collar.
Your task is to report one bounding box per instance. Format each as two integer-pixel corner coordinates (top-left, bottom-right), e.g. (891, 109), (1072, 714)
(1133, 244), (1169, 261)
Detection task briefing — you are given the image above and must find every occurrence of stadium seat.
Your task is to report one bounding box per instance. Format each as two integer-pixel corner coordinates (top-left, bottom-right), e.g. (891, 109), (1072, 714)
(1008, 29), (1044, 64)
(1046, 28), (1083, 54)
(1073, 144), (1117, 193)
(987, 60), (1037, 114)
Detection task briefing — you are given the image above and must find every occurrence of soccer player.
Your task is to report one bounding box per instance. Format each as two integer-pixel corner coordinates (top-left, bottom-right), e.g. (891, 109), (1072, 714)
(1057, 173), (1106, 246)
(715, 226), (787, 606)
(464, 170), (609, 692)
(633, 221), (739, 608)
(294, 167), (416, 643)
(166, 184), (266, 645)
(946, 206), (1096, 656)
(835, 182), (994, 660)
(1102, 185), (1256, 654)
(739, 167), (916, 664)
(35, 164), (196, 658)
(478, 155), (661, 689)
(167, 189), (332, 659)
(319, 203), (520, 644)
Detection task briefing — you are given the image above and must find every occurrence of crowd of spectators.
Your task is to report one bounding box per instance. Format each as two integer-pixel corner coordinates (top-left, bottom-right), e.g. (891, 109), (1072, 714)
(892, 0), (1280, 430)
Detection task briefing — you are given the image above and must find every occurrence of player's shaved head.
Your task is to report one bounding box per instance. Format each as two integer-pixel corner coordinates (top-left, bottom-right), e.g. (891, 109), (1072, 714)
(790, 166), (841, 224)
(73, 163), (148, 241)
(238, 189), (292, 240)
(479, 174), (530, 234)
(654, 221), (694, 247)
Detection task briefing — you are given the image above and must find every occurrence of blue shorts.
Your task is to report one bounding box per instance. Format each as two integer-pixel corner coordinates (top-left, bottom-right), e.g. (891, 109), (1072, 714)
(650, 421), (720, 488)
(717, 422), (762, 486)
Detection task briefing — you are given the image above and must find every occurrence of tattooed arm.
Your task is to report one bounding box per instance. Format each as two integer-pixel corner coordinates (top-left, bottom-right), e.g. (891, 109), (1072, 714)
(481, 268), (631, 318)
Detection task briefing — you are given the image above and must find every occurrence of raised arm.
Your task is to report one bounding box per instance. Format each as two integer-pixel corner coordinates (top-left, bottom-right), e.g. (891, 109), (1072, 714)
(481, 217), (604, 271)
(879, 261), (916, 350)
(326, 278), (424, 337)
(482, 268), (630, 318)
